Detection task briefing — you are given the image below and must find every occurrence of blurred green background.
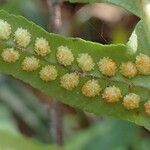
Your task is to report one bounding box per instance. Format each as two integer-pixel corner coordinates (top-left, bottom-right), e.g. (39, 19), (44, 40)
(0, 0), (149, 150)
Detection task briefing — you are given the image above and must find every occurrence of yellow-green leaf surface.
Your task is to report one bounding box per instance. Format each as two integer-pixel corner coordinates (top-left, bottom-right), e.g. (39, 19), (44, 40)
(0, 130), (58, 150)
(0, 10), (150, 128)
(67, 0), (141, 18)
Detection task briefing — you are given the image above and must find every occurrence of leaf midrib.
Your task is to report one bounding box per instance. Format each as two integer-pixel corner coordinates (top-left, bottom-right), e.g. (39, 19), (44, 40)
(1, 40), (149, 94)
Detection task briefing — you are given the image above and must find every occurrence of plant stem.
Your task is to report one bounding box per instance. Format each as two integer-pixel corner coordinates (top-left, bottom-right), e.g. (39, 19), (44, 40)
(47, 0), (62, 33)
(46, 0), (63, 146)
(49, 101), (63, 146)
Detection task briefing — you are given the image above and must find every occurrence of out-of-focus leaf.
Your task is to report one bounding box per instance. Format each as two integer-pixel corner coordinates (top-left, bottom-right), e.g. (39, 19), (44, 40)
(67, 0), (141, 18)
(127, 20), (150, 54)
(65, 118), (140, 150)
(0, 104), (18, 133)
(19, 0), (46, 27)
(134, 138), (150, 150)
(0, 75), (50, 141)
(0, 0), (45, 27)
(0, 130), (60, 150)
(0, 0), (21, 14)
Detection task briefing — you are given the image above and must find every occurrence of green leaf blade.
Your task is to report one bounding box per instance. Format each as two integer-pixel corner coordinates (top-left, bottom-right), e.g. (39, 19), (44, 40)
(0, 10), (150, 129)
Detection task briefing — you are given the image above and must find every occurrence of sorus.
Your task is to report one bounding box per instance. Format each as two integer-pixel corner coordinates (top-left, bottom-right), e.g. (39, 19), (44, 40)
(60, 73), (79, 90)
(98, 57), (117, 77)
(35, 37), (50, 56)
(56, 46), (74, 66)
(135, 53), (150, 75)
(1, 48), (20, 63)
(14, 28), (31, 48)
(39, 65), (58, 81)
(22, 56), (39, 71)
(144, 101), (150, 117)
(123, 93), (140, 110)
(102, 86), (122, 103)
(0, 19), (11, 40)
(120, 61), (137, 78)
(77, 53), (95, 72)
(82, 79), (101, 97)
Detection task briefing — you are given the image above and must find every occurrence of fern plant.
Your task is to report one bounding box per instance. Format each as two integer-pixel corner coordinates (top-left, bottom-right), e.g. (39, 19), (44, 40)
(0, 0), (150, 131)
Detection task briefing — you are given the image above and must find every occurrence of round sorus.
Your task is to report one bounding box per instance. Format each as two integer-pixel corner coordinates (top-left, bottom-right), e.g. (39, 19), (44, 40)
(82, 79), (101, 97)
(35, 37), (50, 56)
(1, 48), (20, 63)
(98, 57), (117, 77)
(123, 93), (140, 110)
(77, 53), (95, 72)
(56, 46), (74, 66)
(14, 28), (31, 48)
(39, 65), (58, 81)
(60, 73), (79, 90)
(135, 53), (150, 75)
(22, 56), (39, 71)
(0, 19), (11, 40)
(120, 61), (137, 78)
(102, 86), (122, 103)
(144, 101), (150, 117)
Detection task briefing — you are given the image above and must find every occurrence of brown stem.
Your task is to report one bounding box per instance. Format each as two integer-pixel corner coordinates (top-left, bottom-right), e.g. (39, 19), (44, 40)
(47, 0), (62, 33)
(46, 0), (64, 146)
(49, 101), (63, 146)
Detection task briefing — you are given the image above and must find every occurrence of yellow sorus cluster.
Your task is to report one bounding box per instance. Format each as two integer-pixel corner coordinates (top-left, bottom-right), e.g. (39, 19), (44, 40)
(82, 79), (101, 97)
(35, 37), (50, 56)
(22, 56), (39, 71)
(144, 101), (150, 117)
(14, 28), (31, 48)
(98, 57), (117, 77)
(77, 53), (95, 72)
(0, 19), (11, 40)
(60, 73), (79, 90)
(135, 53), (150, 75)
(1, 48), (20, 63)
(123, 93), (140, 110)
(56, 46), (74, 66)
(40, 65), (58, 81)
(102, 86), (122, 103)
(120, 61), (137, 78)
